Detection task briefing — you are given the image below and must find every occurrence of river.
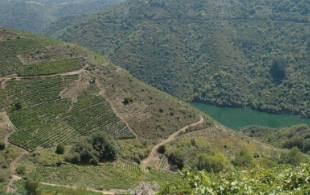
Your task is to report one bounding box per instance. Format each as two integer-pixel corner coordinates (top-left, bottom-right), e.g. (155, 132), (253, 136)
(191, 102), (310, 130)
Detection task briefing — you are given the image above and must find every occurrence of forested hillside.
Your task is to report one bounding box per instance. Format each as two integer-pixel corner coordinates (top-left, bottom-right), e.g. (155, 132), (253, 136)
(55, 0), (310, 117)
(0, 0), (124, 33)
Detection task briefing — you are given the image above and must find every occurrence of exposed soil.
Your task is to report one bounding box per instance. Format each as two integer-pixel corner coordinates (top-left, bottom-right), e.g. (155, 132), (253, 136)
(140, 116), (204, 172)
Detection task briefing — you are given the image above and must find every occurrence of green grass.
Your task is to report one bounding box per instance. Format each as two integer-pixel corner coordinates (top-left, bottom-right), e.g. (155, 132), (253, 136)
(18, 58), (84, 76)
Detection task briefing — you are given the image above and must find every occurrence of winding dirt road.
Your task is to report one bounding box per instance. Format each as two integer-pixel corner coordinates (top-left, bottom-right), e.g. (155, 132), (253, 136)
(140, 115), (204, 172)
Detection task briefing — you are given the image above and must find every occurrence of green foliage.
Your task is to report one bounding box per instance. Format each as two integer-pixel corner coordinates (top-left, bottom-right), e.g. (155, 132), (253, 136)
(0, 140), (5, 150)
(269, 58), (287, 83)
(65, 133), (120, 165)
(195, 153), (229, 172)
(279, 147), (308, 166)
(55, 143), (65, 154)
(242, 124), (310, 153)
(16, 164), (26, 174)
(0, 0), (124, 33)
(231, 150), (253, 167)
(123, 97), (133, 105)
(159, 163), (310, 195)
(25, 171), (42, 195)
(57, 0), (310, 118)
(18, 58), (83, 76)
(92, 133), (120, 162)
(0, 169), (9, 183)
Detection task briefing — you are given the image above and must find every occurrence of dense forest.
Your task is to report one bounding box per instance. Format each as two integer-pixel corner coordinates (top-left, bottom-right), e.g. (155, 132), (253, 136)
(54, 0), (310, 117)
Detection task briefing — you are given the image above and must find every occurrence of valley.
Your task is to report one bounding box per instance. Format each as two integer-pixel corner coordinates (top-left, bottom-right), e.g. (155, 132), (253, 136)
(1, 0), (310, 194)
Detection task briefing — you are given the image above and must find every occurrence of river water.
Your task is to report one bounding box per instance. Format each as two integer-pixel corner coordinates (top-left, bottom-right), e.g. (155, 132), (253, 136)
(191, 102), (310, 130)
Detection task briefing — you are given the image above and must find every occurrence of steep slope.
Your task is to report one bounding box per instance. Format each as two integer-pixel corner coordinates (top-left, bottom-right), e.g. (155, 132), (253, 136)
(0, 28), (302, 194)
(0, 0), (124, 33)
(55, 0), (310, 117)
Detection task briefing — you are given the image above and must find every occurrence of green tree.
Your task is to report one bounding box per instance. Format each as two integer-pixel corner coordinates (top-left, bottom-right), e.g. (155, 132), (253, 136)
(91, 132), (120, 162)
(65, 133), (120, 165)
(55, 143), (65, 154)
(25, 171), (42, 195)
(0, 140), (5, 150)
(269, 58), (287, 83)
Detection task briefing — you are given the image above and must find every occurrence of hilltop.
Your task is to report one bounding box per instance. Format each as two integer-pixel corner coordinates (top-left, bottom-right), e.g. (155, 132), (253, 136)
(0, 28), (307, 194)
(50, 0), (310, 118)
(0, 0), (124, 33)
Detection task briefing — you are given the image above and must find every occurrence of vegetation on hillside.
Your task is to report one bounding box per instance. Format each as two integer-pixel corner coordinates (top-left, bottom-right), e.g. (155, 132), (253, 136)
(242, 124), (310, 153)
(0, 0), (125, 33)
(1, 28), (309, 194)
(159, 163), (310, 195)
(56, 0), (310, 117)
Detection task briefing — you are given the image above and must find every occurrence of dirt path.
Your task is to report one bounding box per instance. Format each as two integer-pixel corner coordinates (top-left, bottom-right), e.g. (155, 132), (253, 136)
(41, 182), (126, 195)
(3, 111), (29, 193)
(140, 116), (204, 172)
(0, 66), (87, 83)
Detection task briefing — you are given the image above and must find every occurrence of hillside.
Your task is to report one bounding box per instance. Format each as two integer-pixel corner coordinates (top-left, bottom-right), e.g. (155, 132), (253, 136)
(0, 0), (124, 33)
(0, 28), (307, 194)
(53, 0), (310, 118)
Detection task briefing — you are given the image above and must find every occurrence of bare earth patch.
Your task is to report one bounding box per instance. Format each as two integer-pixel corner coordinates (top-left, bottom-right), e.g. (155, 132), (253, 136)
(0, 112), (14, 140)
(59, 72), (91, 103)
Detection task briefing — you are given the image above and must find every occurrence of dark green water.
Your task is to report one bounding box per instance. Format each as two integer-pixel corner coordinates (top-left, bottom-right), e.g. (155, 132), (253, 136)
(191, 102), (310, 130)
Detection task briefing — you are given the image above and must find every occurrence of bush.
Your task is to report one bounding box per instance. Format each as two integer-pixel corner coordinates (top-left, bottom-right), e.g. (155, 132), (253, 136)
(0, 140), (5, 150)
(158, 145), (166, 154)
(65, 133), (120, 165)
(16, 165), (26, 174)
(232, 150), (253, 167)
(25, 171), (42, 195)
(280, 147), (308, 165)
(55, 143), (65, 154)
(195, 152), (229, 172)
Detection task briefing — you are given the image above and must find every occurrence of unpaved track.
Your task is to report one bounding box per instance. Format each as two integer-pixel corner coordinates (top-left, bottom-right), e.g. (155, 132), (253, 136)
(41, 182), (125, 195)
(140, 116), (204, 172)
(0, 66), (87, 82)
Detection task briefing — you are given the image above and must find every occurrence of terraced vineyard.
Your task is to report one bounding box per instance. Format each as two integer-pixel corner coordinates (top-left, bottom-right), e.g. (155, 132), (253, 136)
(0, 89), (9, 109)
(117, 159), (140, 172)
(64, 85), (135, 139)
(7, 80), (134, 151)
(8, 99), (80, 151)
(0, 29), (61, 76)
(18, 57), (85, 76)
(6, 75), (78, 106)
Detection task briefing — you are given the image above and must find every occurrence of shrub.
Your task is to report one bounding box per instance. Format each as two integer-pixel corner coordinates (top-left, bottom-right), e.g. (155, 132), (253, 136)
(16, 165), (26, 174)
(25, 171), (42, 195)
(55, 143), (65, 154)
(65, 133), (120, 165)
(158, 145), (166, 154)
(0, 140), (5, 150)
(195, 152), (229, 172)
(232, 150), (253, 167)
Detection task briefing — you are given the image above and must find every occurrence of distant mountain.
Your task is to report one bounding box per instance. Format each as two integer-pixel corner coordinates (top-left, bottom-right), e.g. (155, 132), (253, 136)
(0, 0), (125, 33)
(52, 0), (310, 117)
